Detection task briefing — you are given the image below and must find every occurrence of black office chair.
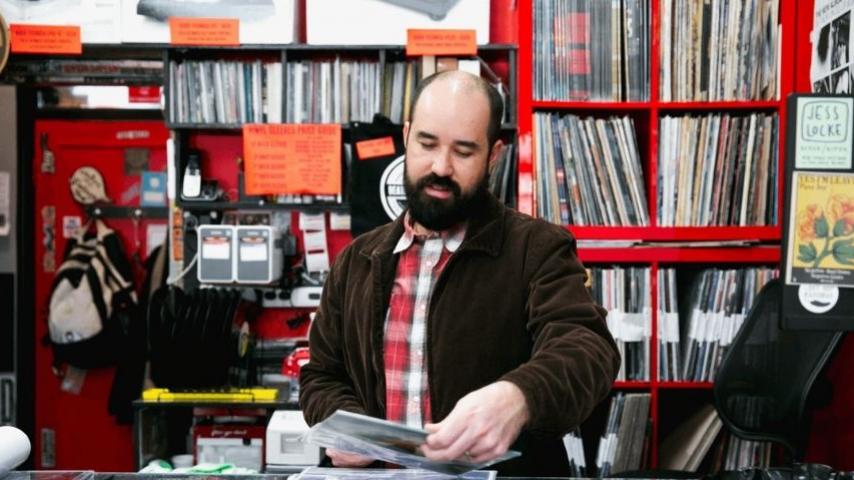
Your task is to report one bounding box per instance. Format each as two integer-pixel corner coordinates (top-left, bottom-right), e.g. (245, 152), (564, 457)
(713, 278), (844, 461)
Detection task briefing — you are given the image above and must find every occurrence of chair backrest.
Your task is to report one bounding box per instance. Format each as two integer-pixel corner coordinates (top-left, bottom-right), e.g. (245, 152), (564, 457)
(713, 278), (843, 460)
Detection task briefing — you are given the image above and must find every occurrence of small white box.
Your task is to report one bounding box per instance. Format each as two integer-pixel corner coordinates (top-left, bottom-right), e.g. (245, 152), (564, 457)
(307, 0), (490, 45)
(266, 410), (320, 470)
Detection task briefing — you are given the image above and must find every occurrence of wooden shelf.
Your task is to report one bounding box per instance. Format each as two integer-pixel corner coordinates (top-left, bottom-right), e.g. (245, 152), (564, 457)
(567, 225), (781, 242)
(168, 122), (517, 131)
(577, 246), (781, 264)
(532, 100), (652, 110)
(531, 100), (780, 112)
(177, 199), (348, 212)
(656, 100), (780, 111)
(613, 381), (652, 389)
(613, 381), (715, 390)
(657, 382), (715, 390)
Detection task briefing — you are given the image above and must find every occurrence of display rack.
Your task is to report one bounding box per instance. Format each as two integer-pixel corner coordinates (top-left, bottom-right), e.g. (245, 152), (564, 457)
(517, 0), (796, 470)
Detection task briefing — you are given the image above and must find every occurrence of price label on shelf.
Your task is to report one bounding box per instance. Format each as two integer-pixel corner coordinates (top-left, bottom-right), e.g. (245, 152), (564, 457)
(10, 24), (81, 55)
(356, 136), (396, 160)
(406, 29), (476, 56)
(169, 17), (239, 46)
(243, 124), (342, 196)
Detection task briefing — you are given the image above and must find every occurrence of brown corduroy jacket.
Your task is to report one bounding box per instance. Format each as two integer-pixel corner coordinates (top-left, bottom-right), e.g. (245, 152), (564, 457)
(300, 195), (620, 476)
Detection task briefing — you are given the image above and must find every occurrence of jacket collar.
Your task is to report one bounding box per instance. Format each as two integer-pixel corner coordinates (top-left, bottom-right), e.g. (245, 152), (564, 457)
(360, 194), (506, 259)
(392, 211), (467, 254)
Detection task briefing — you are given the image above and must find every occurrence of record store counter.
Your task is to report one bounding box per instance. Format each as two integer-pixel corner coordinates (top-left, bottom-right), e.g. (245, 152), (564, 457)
(0, 471), (695, 480)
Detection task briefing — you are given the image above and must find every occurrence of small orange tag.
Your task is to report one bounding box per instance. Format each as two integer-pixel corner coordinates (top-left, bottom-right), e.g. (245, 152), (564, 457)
(406, 29), (477, 56)
(169, 17), (239, 46)
(10, 24), (82, 55)
(356, 137), (396, 159)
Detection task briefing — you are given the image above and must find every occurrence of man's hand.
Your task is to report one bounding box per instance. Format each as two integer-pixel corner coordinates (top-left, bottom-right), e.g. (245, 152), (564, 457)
(326, 448), (374, 467)
(421, 381), (529, 464)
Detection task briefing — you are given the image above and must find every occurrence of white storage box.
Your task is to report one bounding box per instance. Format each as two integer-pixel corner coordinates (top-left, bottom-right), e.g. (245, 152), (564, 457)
(120, 0), (297, 44)
(307, 0), (490, 45)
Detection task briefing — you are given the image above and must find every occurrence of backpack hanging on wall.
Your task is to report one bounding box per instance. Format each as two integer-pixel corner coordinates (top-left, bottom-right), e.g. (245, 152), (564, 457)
(47, 218), (138, 370)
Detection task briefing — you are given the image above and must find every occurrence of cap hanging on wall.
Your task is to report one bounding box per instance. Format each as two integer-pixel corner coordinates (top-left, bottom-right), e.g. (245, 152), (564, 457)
(69, 166), (110, 205)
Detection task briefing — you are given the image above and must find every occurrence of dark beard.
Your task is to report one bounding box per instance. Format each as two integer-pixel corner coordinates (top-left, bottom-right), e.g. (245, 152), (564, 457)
(404, 167), (490, 231)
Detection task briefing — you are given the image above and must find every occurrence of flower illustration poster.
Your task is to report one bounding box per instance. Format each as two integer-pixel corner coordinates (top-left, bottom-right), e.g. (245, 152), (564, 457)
(787, 171), (854, 288)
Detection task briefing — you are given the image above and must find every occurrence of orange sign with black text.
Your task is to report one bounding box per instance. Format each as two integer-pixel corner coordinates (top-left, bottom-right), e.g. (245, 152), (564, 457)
(356, 137), (396, 160)
(243, 124), (342, 196)
(406, 29), (476, 56)
(169, 17), (239, 46)
(10, 24), (81, 54)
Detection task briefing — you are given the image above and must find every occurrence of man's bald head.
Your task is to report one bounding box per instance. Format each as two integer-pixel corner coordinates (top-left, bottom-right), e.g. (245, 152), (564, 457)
(407, 70), (504, 149)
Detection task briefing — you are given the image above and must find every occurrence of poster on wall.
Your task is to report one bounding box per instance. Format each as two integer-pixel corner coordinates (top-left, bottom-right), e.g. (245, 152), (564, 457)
(0, 0), (121, 44)
(785, 171), (854, 288)
(812, 0), (854, 93)
(120, 0), (296, 44)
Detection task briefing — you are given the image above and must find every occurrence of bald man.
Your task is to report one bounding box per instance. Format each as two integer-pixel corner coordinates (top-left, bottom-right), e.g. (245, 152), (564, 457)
(300, 71), (620, 476)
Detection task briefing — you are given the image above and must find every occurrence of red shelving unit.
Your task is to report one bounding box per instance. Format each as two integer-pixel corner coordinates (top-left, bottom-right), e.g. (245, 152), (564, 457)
(517, 0), (797, 470)
(577, 247), (781, 265)
(532, 100), (653, 110)
(657, 382), (715, 390)
(568, 225), (781, 241)
(613, 381), (653, 389)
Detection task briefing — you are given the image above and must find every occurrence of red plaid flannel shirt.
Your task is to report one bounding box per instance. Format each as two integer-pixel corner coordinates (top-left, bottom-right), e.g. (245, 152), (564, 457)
(384, 213), (465, 427)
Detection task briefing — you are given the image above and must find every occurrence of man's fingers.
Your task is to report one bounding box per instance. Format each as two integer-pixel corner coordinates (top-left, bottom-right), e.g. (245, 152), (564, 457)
(326, 448), (373, 467)
(423, 424), (479, 462)
(466, 432), (502, 458)
(425, 415), (466, 450)
(469, 439), (511, 464)
(423, 422), (441, 434)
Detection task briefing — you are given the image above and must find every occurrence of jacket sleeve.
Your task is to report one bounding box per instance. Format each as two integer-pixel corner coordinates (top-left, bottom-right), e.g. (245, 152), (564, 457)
(299, 245), (368, 425)
(500, 226), (620, 435)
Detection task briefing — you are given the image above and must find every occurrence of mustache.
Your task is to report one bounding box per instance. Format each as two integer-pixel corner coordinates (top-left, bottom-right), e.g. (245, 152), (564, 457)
(416, 173), (461, 197)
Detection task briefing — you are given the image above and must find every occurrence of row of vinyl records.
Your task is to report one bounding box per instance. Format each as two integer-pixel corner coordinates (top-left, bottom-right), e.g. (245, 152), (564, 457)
(660, 0), (780, 102)
(168, 60), (281, 124)
(658, 267), (778, 382)
(531, 0), (778, 102)
(167, 57), (506, 126)
(533, 0), (650, 101)
(586, 266), (777, 383)
(534, 113), (649, 226)
(658, 113), (779, 227)
(562, 401), (773, 476)
(533, 112), (779, 227)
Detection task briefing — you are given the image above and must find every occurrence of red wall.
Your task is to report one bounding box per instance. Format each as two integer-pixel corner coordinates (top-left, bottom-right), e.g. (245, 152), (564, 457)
(32, 121), (169, 470)
(30, 2), (520, 471)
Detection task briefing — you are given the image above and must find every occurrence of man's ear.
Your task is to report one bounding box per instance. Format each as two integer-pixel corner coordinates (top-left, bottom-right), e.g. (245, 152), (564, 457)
(403, 121), (410, 147)
(488, 139), (504, 172)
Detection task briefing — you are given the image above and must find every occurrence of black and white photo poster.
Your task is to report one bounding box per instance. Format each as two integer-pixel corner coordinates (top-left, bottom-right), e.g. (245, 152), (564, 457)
(813, 0), (854, 93)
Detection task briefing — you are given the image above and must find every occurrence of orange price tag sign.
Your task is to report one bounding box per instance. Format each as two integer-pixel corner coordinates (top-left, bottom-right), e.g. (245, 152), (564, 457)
(169, 17), (239, 46)
(356, 137), (396, 160)
(243, 124), (342, 196)
(406, 29), (477, 56)
(10, 24), (81, 55)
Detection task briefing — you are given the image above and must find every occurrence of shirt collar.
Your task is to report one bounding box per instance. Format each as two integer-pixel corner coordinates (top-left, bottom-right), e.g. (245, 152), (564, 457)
(393, 211), (467, 254)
